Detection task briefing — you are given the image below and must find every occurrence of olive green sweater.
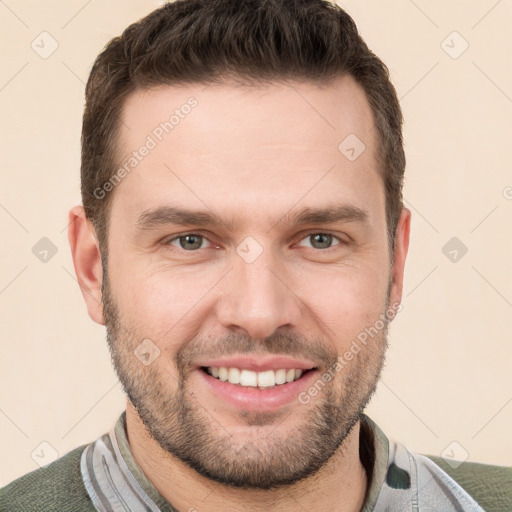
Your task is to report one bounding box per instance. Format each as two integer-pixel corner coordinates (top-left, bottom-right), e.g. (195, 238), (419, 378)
(1, 412), (511, 511)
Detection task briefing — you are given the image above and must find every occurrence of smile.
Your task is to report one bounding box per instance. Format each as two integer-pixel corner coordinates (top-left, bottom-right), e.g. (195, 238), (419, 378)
(197, 364), (319, 412)
(203, 366), (309, 388)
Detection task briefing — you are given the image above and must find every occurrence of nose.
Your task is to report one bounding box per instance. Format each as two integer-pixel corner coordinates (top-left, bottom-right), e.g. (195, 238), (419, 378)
(215, 246), (302, 340)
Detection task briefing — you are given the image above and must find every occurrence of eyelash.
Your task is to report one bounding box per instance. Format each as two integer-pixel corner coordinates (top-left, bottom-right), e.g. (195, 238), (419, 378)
(162, 231), (346, 252)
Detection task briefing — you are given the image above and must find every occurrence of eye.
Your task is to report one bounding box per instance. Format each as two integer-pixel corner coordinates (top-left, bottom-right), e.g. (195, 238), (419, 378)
(162, 231), (345, 253)
(165, 233), (212, 251)
(296, 232), (343, 250)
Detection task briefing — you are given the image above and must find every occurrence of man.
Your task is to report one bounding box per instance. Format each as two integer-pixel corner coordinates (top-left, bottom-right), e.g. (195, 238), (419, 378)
(1, 0), (510, 510)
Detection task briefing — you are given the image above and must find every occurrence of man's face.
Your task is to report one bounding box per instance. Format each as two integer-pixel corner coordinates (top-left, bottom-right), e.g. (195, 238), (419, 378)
(101, 76), (403, 488)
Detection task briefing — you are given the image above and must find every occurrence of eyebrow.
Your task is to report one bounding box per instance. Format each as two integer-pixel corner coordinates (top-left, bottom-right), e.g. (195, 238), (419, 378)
(135, 204), (369, 232)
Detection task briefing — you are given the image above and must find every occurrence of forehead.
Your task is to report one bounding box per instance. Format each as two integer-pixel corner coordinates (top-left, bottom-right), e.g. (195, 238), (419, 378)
(119, 76), (375, 155)
(111, 76), (382, 231)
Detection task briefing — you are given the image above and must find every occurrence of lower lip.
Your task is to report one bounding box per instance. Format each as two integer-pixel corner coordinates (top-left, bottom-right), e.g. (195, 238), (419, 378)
(197, 368), (319, 412)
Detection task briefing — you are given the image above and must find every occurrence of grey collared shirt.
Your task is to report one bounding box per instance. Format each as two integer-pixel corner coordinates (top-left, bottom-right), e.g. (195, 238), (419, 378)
(80, 411), (483, 511)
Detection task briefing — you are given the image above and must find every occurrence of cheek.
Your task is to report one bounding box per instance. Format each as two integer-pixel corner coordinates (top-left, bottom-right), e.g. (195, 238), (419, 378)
(109, 261), (217, 339)
(298, 262), (388, 345)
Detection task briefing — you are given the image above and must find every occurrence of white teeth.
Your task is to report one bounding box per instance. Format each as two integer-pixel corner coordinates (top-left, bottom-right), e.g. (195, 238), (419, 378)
(206, 366), (309, 387)
(239, 369), (258, 387)
(275, 368), (286, 385)
(228, 367), (240, 384)
(257, 370), (275, 388)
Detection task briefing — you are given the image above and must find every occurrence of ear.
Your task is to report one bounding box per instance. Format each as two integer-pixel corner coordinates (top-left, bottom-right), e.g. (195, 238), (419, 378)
(388, 207), (411, 312)
(67, 205), (105, 325)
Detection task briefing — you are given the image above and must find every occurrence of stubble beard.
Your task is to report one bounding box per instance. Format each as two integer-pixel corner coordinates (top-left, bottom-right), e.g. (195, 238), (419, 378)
(101, 269), (390, 489)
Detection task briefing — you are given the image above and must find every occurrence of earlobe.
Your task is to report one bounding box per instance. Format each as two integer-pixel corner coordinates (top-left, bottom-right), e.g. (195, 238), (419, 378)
(389, 207), (411, 311)
(67, 205), (105, 325)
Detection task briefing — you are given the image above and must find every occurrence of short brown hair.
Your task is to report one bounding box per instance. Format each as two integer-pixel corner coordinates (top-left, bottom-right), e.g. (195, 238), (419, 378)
(81, 0), (405, 258)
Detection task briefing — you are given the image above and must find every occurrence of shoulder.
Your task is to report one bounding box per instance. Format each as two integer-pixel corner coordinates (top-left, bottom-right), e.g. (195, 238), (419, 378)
(425, 454), (512, 511)
(0, 444), (96, 512)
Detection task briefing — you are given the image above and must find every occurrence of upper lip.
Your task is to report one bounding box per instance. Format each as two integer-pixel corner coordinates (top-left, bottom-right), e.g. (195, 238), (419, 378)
(195, 355), (317, 372)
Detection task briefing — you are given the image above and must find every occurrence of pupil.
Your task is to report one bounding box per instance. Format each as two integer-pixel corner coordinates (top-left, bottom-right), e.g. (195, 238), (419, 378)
(181, 235), (201, 250)
(312, 233), (331, 249)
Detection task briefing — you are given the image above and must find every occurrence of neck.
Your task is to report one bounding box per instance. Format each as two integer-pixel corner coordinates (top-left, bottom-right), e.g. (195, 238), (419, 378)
(126, 402), (368, 512)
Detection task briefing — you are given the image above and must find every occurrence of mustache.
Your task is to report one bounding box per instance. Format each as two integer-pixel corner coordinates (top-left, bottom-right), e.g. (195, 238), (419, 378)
(176, 331), (338, 372)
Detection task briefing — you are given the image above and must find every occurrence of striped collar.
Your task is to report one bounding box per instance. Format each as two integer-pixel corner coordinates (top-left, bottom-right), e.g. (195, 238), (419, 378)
(80, 411), (483, 511)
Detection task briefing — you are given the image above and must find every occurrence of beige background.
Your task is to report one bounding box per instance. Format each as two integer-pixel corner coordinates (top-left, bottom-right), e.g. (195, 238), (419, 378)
(1, 0), (511, 486)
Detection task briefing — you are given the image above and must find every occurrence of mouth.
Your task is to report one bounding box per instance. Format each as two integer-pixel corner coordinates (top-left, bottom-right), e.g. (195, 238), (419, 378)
(200, 366), (314, 389)
(196, 360), (320, 412)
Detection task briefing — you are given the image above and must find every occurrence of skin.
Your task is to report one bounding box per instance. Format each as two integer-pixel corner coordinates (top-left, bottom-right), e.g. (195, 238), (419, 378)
(68, 75), (410, 512)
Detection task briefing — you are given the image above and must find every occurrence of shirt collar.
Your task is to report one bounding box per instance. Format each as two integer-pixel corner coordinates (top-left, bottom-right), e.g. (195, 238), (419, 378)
(81, 410), (387, 511)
